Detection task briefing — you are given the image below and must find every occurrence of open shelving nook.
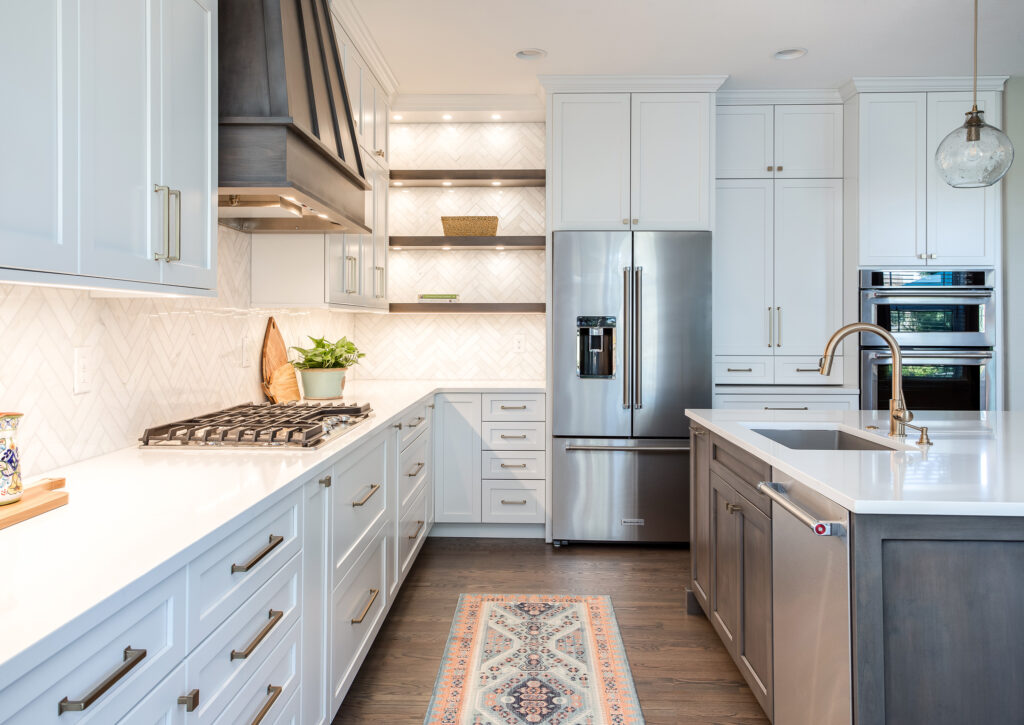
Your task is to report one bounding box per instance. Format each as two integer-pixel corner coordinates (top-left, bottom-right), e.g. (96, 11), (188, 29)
(389, 169), (546, 187)
(389, 236), (545, 250)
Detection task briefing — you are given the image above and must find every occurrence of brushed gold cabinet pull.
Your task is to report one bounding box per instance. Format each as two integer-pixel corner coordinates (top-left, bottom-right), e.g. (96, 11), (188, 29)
(501, 499), (528, 505)
(177, 689), (200, 712)
(375, 149), (385, 157)
(725, 502), (743, 514)
(776, 165), (783, 171)
(500, 463), (528, 469)
(776, 306), (782, 347)
(766, 165), (773, 172)
(500, 434), (528, 439)
(500, 405), (527, 410)
(767, 306), (773, 347)
(408, 520), (425, 539)
(796, 368), (820, 373)
(153, 185), (171, 261)
(622, 218), (629, 225)
(250, 684), (283, 725)
(231, 609), (283, 660)
(727, 368), (752, 373)
(58, 646), (147, 713)
(632, 218), (639, 224)
(169, 188), (182, 262)
(319, 475), (332, 487)
(231, 534), (284, 574)
(407, 416), (425, 428)
(352, 483), (381, 507)
(407, 462), (425, 477)
(351, 588), (380, 624)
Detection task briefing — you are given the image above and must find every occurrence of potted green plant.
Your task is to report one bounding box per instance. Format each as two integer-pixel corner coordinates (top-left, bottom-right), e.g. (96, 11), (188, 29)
(291, 336), (365, 400)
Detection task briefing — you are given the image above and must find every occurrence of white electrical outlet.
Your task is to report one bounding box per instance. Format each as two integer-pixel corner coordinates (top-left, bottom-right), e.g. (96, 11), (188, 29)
(73, 347), (94, 395)
(241, 333), (253, 368)
(512, 334), (526, 353)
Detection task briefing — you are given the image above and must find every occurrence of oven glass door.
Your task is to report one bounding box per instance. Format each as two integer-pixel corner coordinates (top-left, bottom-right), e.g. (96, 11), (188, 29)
(861, 351), (994, 411)
(860, 291), (994, 347)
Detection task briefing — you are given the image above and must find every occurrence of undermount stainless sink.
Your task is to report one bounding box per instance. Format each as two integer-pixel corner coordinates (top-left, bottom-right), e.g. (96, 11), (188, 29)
(750, 428), (896, 451)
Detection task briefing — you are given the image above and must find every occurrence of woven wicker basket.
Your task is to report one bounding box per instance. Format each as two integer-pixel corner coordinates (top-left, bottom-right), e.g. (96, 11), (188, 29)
(441, 216), (499, 236)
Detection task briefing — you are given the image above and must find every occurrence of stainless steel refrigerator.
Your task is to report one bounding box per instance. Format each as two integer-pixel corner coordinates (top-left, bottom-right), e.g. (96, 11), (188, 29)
(552, 230), (711, 543)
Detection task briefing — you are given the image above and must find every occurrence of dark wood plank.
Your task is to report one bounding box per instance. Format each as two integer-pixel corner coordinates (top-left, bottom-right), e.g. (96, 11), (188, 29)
(389, 236), (545, 250)
(388, 303), (546, 314)
(333, 537), (770, 725)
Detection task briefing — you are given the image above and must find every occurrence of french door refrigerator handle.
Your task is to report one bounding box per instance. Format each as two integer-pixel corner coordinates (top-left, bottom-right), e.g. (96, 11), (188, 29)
(634, 267), (643, 409)
(565, 444), (691, 452)
(622, 266), (631, 409)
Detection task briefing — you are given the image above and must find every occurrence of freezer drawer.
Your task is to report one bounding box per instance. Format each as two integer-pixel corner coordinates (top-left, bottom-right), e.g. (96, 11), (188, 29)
(552, 437), (690, 543)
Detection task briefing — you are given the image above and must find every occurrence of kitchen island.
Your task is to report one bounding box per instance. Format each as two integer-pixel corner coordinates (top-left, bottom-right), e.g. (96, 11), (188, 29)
(685, 408), (1024, 725)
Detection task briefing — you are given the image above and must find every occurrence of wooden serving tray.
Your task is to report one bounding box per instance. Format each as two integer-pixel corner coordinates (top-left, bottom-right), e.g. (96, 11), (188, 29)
(0, 477), (68, 531)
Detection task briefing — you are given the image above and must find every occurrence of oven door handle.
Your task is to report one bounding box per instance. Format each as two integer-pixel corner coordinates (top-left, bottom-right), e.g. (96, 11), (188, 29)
(868, 351), (993, 361)
(868, 290), (993, 300)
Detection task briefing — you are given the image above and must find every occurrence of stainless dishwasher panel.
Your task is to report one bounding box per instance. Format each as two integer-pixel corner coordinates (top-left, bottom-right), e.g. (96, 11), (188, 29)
(552, 437), (690, 543)
(766, 472), (852, 725)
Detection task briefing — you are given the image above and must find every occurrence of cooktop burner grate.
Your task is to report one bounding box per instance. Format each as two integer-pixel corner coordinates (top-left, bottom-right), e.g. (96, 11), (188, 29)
(140, 401), (372, 448)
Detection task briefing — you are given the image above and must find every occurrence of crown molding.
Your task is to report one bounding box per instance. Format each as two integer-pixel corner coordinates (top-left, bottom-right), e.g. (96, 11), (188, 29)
(716, 89), (842, 105)
(329, 0), (399, 99)
(539, 74), (729, 94)
(839, 75), (1009, 101)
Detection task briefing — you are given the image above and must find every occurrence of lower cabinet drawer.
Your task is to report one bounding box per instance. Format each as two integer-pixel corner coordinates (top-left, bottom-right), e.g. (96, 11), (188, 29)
(481, 421), (545, 451)
(399, 402), (431, 450)
(0, 569), (187, 725)
(186, 553), (301, 724)
(713, 393), (860, 411)
(774, 355), (843, 385)
(331, 528), (388, 710)
(398, 430), (429, 517)
(117, 662), (188, 724)
(481, 450), (545, 479)
(214, 620), (300, 725)
(399, 486), (429, 579)
(482, 480), (544, 524)
(271, 686), (301, 725)
(332, 433), (388, 581)
(481, 393), (545, 422)
(188, 488), (302, 650)
(713, 357), (773, 385)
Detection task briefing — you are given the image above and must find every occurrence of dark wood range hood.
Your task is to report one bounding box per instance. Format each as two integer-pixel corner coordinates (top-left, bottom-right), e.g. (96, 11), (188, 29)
(218, 0), (370, 233)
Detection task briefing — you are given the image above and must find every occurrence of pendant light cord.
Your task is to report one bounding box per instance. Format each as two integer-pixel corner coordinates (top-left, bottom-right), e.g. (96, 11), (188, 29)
(973, 0), (978, 109)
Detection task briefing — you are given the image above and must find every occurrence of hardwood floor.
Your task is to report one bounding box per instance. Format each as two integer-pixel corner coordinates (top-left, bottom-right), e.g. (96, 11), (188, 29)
(333, 537), (770, 725)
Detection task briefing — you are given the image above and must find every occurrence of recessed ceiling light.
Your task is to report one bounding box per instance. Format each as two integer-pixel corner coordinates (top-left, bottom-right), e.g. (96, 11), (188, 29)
(392, 114), (403, 121)
(491, 181), (501, 186)
(442, 181), (452, 186)
(442, 113), (453, 120)
(392, 181), (403, 186)
(515, 48), (547, 60)
(774, 47), (807, 60)
(491, 114), (502, 120)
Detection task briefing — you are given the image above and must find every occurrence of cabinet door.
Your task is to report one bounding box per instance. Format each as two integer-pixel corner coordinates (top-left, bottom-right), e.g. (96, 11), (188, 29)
(433, 393), (482, 523)
(774, 105), (843, 178)
(738, 495), (773, 717)
(0, 0), (76, 274)
(926, 91), (999, 266)
(117, 662), (187, 724)
(773, 179), (843, 355)
(857, 93), (927, 266)
(327, 233), (363, 304)
(360, 57), (375, 157)
(302, 475), (330, 725)
(716, 105), (774, 179)
(334, 18), (364, 149)
(713, 180), (774, 356)
(369, 166), (388, 306)
(631, 93), (710, 230)
(709, 473), (741, 655)
(689, 425), (711, 610)
(157, 0), (216, 289)
(373, 78), (388, 165)
(77, 0), (160, 284)
(551, 93), (631, 230)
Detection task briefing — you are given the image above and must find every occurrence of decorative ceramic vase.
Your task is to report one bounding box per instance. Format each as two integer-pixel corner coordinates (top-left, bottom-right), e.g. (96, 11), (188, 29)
(299, 368), (347, 400)
(0, 413), (24, 505)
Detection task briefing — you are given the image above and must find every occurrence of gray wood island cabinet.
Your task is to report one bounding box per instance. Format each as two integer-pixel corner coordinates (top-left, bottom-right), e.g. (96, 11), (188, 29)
(687, 420), (1024, 725)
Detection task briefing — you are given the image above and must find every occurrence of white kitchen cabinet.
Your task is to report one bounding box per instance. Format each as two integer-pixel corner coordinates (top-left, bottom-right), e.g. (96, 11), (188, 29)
(367, 164), (389, 305)
(328, 232), (365, 305)
(717, 105), (842, 179)
(631, 93), (711, 229)
(551, 93), (632, 230)
(713, 393), (860, 411)
(434, 393), (483, 523)
(373, 77), (389, 166)
(118, 663), (188, 725)
(301, 471), (331, 725)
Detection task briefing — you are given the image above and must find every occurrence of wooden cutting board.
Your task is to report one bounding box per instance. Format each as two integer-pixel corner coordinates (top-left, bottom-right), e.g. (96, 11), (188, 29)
(0, 478), (68, 531)
(261, 317), (300, 403)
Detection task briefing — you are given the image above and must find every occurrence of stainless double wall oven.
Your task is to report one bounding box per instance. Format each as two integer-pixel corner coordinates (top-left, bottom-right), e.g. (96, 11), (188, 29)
(859, 270), (996, 411)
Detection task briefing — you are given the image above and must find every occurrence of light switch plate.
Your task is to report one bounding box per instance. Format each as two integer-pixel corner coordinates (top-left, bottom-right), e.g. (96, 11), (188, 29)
(73, 347), (94, 395)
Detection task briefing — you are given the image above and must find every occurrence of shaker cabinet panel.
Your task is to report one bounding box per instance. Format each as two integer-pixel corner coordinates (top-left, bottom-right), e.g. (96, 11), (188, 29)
(710, 474), (742, 653)
(551, 93), (632, 230)
(773, 104), (843, 178)
(716, 106), (774, 179)
(690, 425), (712, 610)
(433, 393), (483, 523)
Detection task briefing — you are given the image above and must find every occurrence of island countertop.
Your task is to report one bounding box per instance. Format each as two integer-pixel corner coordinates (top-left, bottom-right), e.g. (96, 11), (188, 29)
(684, 408), (1024, 517)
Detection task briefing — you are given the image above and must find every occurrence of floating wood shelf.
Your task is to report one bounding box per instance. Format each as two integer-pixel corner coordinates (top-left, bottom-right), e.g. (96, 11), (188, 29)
(389, 236), (545, 250)
(389, 303), (546, 314)
(389, 169), (546, 188)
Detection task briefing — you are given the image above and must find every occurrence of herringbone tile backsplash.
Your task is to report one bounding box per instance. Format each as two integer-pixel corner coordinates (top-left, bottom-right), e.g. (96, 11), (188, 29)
(390, 123), (545, 169)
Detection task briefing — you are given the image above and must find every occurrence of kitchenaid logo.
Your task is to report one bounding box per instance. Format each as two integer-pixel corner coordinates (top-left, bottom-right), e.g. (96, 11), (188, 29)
(620, 518), (645, 526)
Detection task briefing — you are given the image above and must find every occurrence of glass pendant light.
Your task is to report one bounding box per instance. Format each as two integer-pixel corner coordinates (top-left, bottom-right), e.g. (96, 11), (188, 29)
(935, 0), (1014, 188)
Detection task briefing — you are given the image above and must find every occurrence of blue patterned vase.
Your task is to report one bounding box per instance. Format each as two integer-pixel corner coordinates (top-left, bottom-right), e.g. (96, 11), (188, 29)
(0, 413), (23, 505)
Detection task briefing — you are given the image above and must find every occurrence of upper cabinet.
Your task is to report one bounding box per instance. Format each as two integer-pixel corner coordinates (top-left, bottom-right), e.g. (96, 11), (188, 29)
(847, 89), (1001, 268)
(332, 17), (389, 169)
(0, 0), (217, 294)
(717, 104), (843, 179)
(550, 92), (712, 231)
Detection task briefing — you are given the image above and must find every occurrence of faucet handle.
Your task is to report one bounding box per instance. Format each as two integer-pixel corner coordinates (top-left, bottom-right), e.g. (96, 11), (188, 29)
(893, 408), (914, 424)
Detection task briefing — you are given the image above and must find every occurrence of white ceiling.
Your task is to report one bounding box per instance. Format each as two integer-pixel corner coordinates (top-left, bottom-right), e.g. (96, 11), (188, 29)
(352, 0), (1024, 96)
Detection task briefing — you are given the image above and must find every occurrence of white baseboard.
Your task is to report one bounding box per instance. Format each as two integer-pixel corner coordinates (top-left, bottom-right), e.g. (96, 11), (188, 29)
(428, 523), (545, 539)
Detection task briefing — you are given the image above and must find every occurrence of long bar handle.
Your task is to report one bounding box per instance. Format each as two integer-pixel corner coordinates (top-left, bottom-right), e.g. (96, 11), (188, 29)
(406, 462), (425, 477)
(230, 609), (284, 660)
(169, 188), (182, 262)
(250, 684), (283, 725)
(499, 404), (527, 410)
(870, 290), (993, 298)
(406, 415), (425, 427)
(154, 185), (171, 261)
(351, 483), (381, 507)
(58, 646), (147, 714)
(764, 406), (809, 410)
(500, 434), (527, 439)
(776, 306), (782, 347)
(345, 256), (358, 294)
(500, 463), (527, 468)
(757, 482), (845, 536)
(623, 266), (631, 409)
(634, 267), (643, 410)
(767, 306), (773, 347)
(565, 444), (690, 452)
(407, 520), (425, 539)
(351, 588), (380, 624)
(501, 499), (528, 505)
(231, 534), (284, 573)
(869, 351), (993, 360)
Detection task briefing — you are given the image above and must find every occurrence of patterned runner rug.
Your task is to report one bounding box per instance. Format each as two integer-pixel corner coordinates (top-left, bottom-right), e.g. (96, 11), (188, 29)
(424, 593), (645, 725)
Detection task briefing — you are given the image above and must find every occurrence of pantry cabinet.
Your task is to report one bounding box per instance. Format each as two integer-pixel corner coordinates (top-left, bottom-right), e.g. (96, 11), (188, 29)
(717, 104), (843, 179)
(0, 0), (216, 293)
(551, 92), (711, 231)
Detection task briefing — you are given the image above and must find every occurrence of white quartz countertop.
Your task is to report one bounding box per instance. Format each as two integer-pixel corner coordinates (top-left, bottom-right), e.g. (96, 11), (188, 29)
(0, 379), (543, 679)
(686, 408), (1024, 517)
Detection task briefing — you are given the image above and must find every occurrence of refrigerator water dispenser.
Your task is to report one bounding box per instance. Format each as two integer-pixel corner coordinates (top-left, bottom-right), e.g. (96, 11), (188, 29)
(576, 316), (615, 378)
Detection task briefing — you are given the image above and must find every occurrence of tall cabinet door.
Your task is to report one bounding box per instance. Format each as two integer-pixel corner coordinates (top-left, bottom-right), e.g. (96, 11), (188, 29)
(631, 93), (710, 230)
(857, 93), (927, 266)
(773, 179), (843, 355)
(926, 91), (999, 266)
(773, 105), (843, 178)
(157, 0), (216, 289)
(551, 94), (631, 230)
(434, 394), (482, 523)
(713, 180), (774, 356)
(716, 105), (774, 179)
(76, 0), (160, 284)
(0, 0), (76, 274)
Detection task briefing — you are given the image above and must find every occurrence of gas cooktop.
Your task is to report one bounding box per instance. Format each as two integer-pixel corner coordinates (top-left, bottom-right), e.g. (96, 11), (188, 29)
(139, 401), (372, 448)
